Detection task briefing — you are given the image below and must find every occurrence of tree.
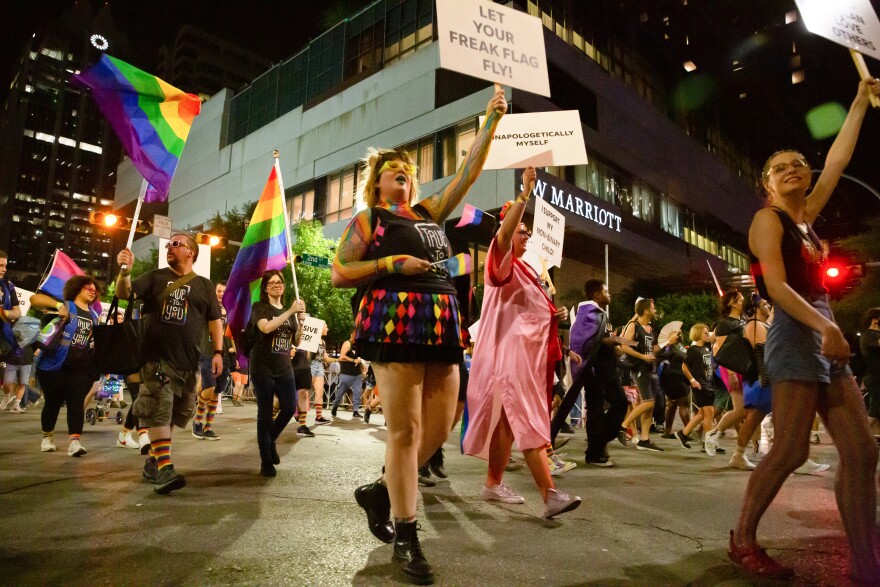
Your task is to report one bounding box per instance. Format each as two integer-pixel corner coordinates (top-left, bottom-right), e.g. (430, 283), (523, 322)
(289, 220), (355, 348)
(832, 216), (880, 335)
(203, 202), (257, 283)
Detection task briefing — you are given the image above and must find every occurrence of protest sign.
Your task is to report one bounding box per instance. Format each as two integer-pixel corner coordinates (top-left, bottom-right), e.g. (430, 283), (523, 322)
(15, 287), (34, 316)
(527, 195), (565, 268)
(478, 110), (588, 169)
(297, 316), (325, 353)
(436, 0), (550, 97)
(795, 0), (880, 61)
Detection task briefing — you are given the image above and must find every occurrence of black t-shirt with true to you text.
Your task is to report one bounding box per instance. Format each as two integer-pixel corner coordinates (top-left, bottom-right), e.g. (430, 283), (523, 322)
(249, 301), (297, 378)
(132, 268), (221, 371)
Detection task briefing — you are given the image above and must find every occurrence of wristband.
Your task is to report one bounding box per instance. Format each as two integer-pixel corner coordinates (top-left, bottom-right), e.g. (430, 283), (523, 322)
(516, 194), (529, 204)
(213, 350), (223, 355)
(55, 302), (63, 311)
(385, 256), (394, 274)
(689, 378), (696, 384)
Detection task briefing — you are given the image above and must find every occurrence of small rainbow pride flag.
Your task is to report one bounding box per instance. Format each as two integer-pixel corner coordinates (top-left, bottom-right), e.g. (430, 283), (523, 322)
(223, 164), (290, 367)
(37, 250), (102, 313)
(443, 253), (472, 278)
(455, 203), (484, 228)
(72, 54), (201, 203)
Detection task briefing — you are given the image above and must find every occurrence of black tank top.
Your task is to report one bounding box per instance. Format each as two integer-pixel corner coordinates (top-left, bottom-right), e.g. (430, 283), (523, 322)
(751, 208), (826, 302)
(339, 345), (361, 376)
(630, 320), (655, 374)
(366, 205), (456, 295)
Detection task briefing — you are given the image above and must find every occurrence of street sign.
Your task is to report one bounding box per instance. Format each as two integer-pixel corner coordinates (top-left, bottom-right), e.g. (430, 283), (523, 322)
(299, 254), (330, 269)
(153, 214), (172, 239)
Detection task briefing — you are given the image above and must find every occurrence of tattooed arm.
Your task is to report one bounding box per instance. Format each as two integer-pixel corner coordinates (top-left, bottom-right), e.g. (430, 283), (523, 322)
(331, 209), (430, 288)
(418, 85), (507, 223)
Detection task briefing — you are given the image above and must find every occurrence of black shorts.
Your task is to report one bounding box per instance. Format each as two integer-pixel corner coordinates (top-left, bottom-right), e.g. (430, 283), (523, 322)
(692, 386), (715, 408)
(294, 367), (311, 391)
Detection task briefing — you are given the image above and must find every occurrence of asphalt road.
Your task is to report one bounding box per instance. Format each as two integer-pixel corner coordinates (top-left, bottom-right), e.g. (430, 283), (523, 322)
(0, 398), (875, 586)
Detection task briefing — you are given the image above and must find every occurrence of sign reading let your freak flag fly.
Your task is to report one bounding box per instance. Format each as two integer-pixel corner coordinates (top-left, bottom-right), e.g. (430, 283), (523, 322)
(795, 0), (880, 61)
(478, 111), (589, 169)
(436, 0), (550, 97)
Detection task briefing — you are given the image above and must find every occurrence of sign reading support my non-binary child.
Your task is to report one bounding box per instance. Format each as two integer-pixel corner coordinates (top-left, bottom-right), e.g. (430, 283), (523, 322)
(478, 110), (589, 169)
(795, 0), (880, 61)
(527, 195), (565, 269)
(436, 0), (550, 97)
(297, 316), (326, 353)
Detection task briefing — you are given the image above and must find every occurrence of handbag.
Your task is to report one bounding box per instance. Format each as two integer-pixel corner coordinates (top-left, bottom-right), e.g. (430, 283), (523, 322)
(93, 272), (197, 375)
(714, 333), (757, 379)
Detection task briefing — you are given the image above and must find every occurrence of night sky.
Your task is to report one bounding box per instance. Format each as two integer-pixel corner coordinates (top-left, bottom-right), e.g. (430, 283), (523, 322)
(1, 0), (374, 99)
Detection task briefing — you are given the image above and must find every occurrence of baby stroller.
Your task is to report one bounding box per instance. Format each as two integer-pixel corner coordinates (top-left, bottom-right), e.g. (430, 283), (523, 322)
(86, 375), (123, 425)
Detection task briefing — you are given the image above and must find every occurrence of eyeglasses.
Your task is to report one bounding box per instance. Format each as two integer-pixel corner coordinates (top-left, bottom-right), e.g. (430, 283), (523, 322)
(267, 280), (284, 287)
(516, 229), (532, 238)
(378, 159), (417, 177)
(765, 158), (809, 177)
(165, 240), (192, 250)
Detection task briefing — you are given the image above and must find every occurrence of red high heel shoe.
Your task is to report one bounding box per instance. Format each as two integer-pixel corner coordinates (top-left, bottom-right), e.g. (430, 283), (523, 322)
(728, 530), (794, 580)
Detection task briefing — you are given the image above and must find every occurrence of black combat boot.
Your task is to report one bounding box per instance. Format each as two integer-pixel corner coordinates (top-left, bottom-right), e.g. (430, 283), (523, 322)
(392, 520), (434, 585)
(354, 480), (394, 543)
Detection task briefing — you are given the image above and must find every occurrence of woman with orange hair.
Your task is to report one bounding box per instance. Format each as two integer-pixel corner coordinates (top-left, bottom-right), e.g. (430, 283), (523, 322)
(332, 87), (507, 585)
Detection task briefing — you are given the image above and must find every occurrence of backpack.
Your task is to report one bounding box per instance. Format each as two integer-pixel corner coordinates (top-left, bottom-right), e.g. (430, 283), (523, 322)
(238, 313), (260, 359)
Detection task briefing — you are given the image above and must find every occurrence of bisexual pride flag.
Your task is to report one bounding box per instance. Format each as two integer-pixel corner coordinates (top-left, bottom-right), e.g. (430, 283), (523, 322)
(223, 164), (290, 368)
(37, 250), (102, 313)
(72, 54), (201, 202)
(455, 203), (484, 228)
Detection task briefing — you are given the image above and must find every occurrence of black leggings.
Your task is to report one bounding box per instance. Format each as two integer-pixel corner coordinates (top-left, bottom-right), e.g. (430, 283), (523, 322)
(252, 371), (296, 464)
(37, 364), (96, 436)
(123, 381), (140, 430)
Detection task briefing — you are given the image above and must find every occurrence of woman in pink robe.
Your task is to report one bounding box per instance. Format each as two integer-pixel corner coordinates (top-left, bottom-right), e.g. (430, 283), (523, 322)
(463, 167), (581, 519)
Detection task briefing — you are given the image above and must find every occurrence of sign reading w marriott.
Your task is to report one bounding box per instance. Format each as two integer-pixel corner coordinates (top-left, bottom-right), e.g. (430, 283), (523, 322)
(533, 172), (623, 233)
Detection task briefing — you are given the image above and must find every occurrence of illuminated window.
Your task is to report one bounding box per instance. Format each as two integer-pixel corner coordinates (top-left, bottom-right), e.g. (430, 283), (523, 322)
(325, 166), (356, 224)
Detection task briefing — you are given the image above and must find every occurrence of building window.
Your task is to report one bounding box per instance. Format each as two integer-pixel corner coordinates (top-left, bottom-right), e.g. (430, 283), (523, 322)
(325, 166), (357, 224)
(403, 138), (435, 185)
(660, 194), (682, 238)
(384, 0), (434, 64)
(286, 187), (315, 222)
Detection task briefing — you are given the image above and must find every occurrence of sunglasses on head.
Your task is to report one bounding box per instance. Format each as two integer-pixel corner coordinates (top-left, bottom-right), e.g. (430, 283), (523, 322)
(165, 240), (192, 250)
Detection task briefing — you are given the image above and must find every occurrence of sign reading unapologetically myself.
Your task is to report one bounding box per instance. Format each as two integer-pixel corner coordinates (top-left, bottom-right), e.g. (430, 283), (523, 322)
(478, 110), (589, 169)
(527, 195), (565, 269)
(297, 316), (326, 353)
(436, 0), (550, 97)
(795, 0), (880, 61)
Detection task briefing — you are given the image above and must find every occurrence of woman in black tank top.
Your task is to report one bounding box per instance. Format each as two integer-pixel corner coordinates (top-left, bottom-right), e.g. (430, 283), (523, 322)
(731, 78), (880, 581)
(331, 87), (508, 584)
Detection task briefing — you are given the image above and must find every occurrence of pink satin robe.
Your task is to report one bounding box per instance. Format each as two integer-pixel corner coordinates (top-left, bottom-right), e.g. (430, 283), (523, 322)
(462, 237), (561, 459)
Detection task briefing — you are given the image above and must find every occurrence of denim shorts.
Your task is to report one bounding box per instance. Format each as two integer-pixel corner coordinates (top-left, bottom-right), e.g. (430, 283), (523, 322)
(765, 295), (851, 385)
(3, 364), (32, 385)
(310, 361), (325, 378)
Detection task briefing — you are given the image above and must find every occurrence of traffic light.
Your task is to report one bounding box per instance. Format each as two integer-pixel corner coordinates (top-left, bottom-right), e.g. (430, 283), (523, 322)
(89, 211), (151, 233)
(824, 260), (865, 299)
(194, 233), (228, 248)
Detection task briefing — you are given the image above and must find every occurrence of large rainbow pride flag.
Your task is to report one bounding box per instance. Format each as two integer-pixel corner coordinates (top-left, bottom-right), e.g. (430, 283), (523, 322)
(223, 164), (290, 367)
(72, 54), (201, 203)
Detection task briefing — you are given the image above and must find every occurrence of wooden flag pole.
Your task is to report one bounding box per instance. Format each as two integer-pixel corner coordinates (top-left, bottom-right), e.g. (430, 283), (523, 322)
(850, 49), (880, 108)
(274, 150), (300, 301)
